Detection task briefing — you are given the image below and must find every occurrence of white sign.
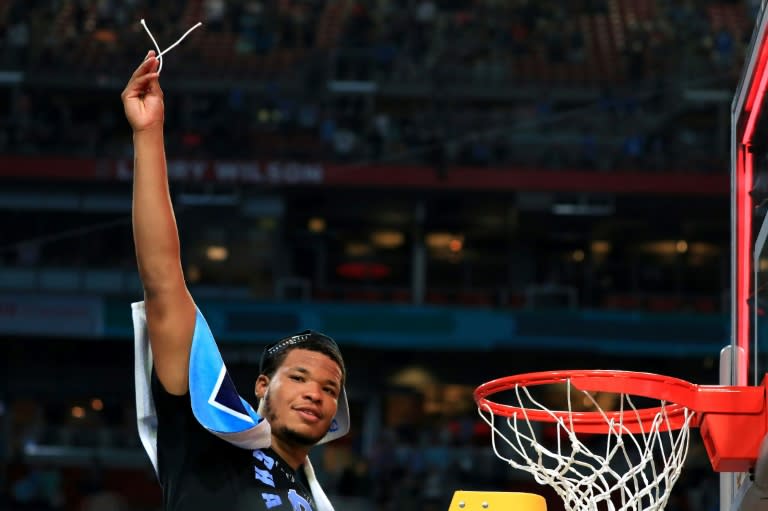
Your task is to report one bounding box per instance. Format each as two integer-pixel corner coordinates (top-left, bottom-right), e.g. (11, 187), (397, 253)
(115, 160), (324, 184)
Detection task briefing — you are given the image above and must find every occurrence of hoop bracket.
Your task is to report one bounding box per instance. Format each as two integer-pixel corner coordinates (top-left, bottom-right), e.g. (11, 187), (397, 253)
(699, 375), (768, 471)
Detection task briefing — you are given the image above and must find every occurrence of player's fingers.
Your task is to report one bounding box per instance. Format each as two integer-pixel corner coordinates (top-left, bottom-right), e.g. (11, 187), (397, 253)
(129, 51), (159, 80)
(122, 72), (160, 98)
(135, 72), (160, 90)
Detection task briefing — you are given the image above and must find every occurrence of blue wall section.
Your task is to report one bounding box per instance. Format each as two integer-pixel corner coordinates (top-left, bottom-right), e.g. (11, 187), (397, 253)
(0, 293), (727, 356)
(102, 297), (729, 356)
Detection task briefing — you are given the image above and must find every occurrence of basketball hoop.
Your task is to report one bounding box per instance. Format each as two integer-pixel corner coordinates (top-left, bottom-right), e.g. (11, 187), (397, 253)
(474, 370), (768, 511)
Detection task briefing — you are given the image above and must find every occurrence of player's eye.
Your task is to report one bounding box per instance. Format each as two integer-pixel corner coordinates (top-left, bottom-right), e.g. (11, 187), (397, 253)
(290, 375), (304, 382)
(324, 387), (337, 397)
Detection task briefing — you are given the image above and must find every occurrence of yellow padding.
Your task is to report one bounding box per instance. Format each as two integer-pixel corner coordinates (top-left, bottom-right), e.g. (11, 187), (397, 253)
(448, 491), (546, 511)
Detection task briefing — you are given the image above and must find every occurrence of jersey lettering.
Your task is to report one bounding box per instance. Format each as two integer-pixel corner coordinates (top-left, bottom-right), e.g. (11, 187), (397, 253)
(254, 466), (275, 487)
(287, 489), (313, 511)
(261, 493), (283, 509)
(253, 449), (276, 470)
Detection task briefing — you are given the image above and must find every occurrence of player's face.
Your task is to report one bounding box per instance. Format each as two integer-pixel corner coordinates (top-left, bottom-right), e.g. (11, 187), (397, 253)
(257, 348), (342, 446)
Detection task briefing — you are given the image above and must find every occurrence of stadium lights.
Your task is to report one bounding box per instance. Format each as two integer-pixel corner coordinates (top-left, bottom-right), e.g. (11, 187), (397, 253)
(425, 232), (464, 250)
(308, 217), (326, 233)
(345, 242), (373, 257)
(206, 245), (229, 262)
(371, 230), (405, 249)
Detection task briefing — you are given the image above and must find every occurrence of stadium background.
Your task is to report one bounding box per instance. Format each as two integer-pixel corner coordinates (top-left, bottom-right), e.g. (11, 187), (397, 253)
(0, 0), (756, 510)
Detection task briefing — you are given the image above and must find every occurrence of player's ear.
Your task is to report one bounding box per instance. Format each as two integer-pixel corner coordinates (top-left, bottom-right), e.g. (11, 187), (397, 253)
(255, 375), (270, 399)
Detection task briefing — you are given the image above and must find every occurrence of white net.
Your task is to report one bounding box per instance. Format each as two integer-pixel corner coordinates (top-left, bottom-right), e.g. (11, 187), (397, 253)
(478, 378), (694, 511)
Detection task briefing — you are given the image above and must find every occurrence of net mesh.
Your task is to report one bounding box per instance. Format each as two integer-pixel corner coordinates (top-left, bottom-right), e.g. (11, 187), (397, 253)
(478, 378), (694, 511)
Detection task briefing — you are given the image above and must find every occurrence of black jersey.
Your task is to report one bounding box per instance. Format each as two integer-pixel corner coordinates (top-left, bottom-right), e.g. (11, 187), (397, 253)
(151, 372), (317, 511)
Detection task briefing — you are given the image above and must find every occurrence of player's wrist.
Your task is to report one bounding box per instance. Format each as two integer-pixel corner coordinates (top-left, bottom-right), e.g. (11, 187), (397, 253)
(132, 122), (165, 137)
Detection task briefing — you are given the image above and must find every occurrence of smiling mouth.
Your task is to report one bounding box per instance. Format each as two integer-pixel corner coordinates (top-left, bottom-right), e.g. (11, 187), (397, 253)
(295, 408), (322, 421)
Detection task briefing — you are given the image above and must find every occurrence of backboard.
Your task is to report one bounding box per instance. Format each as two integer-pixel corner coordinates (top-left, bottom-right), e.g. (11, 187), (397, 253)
(729, 2), (768, 511)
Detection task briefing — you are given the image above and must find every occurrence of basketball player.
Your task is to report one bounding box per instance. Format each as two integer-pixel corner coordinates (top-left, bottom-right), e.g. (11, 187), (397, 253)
(122, 51), (349, 511)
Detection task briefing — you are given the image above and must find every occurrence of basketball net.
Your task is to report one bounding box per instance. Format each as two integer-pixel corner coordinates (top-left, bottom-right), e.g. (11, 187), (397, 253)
(478, 379), (694, 511)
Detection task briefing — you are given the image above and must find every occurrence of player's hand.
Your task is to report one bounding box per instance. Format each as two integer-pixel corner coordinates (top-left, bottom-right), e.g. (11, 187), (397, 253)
(121, 50), (164, 133)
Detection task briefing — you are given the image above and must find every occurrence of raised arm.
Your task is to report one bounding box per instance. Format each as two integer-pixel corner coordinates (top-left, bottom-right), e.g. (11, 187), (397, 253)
(122, 51), (196, 395)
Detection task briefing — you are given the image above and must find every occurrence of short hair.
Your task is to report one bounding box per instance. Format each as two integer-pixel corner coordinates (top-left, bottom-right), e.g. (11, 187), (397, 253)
(259, 330), (346, 385)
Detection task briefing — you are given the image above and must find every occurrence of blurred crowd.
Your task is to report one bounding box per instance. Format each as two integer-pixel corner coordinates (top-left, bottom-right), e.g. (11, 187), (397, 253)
(0, 0), (756, 171)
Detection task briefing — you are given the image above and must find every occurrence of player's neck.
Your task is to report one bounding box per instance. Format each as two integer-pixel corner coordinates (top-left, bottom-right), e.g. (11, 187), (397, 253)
(270, 435), (310, 470)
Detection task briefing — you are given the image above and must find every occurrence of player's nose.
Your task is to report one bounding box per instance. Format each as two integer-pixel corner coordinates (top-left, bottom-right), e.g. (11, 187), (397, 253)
(302, 382), (322, 402)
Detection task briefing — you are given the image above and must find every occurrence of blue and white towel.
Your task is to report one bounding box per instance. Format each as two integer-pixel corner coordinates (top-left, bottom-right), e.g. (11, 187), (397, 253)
(132, 301), (347, 511)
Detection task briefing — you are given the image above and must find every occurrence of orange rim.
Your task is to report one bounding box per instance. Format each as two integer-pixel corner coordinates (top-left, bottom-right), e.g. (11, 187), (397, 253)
(474, 370), (765, 434)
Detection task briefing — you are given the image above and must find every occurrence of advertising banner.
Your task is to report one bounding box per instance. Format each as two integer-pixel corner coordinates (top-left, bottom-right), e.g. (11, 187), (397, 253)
(0, 294), (104, 338)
